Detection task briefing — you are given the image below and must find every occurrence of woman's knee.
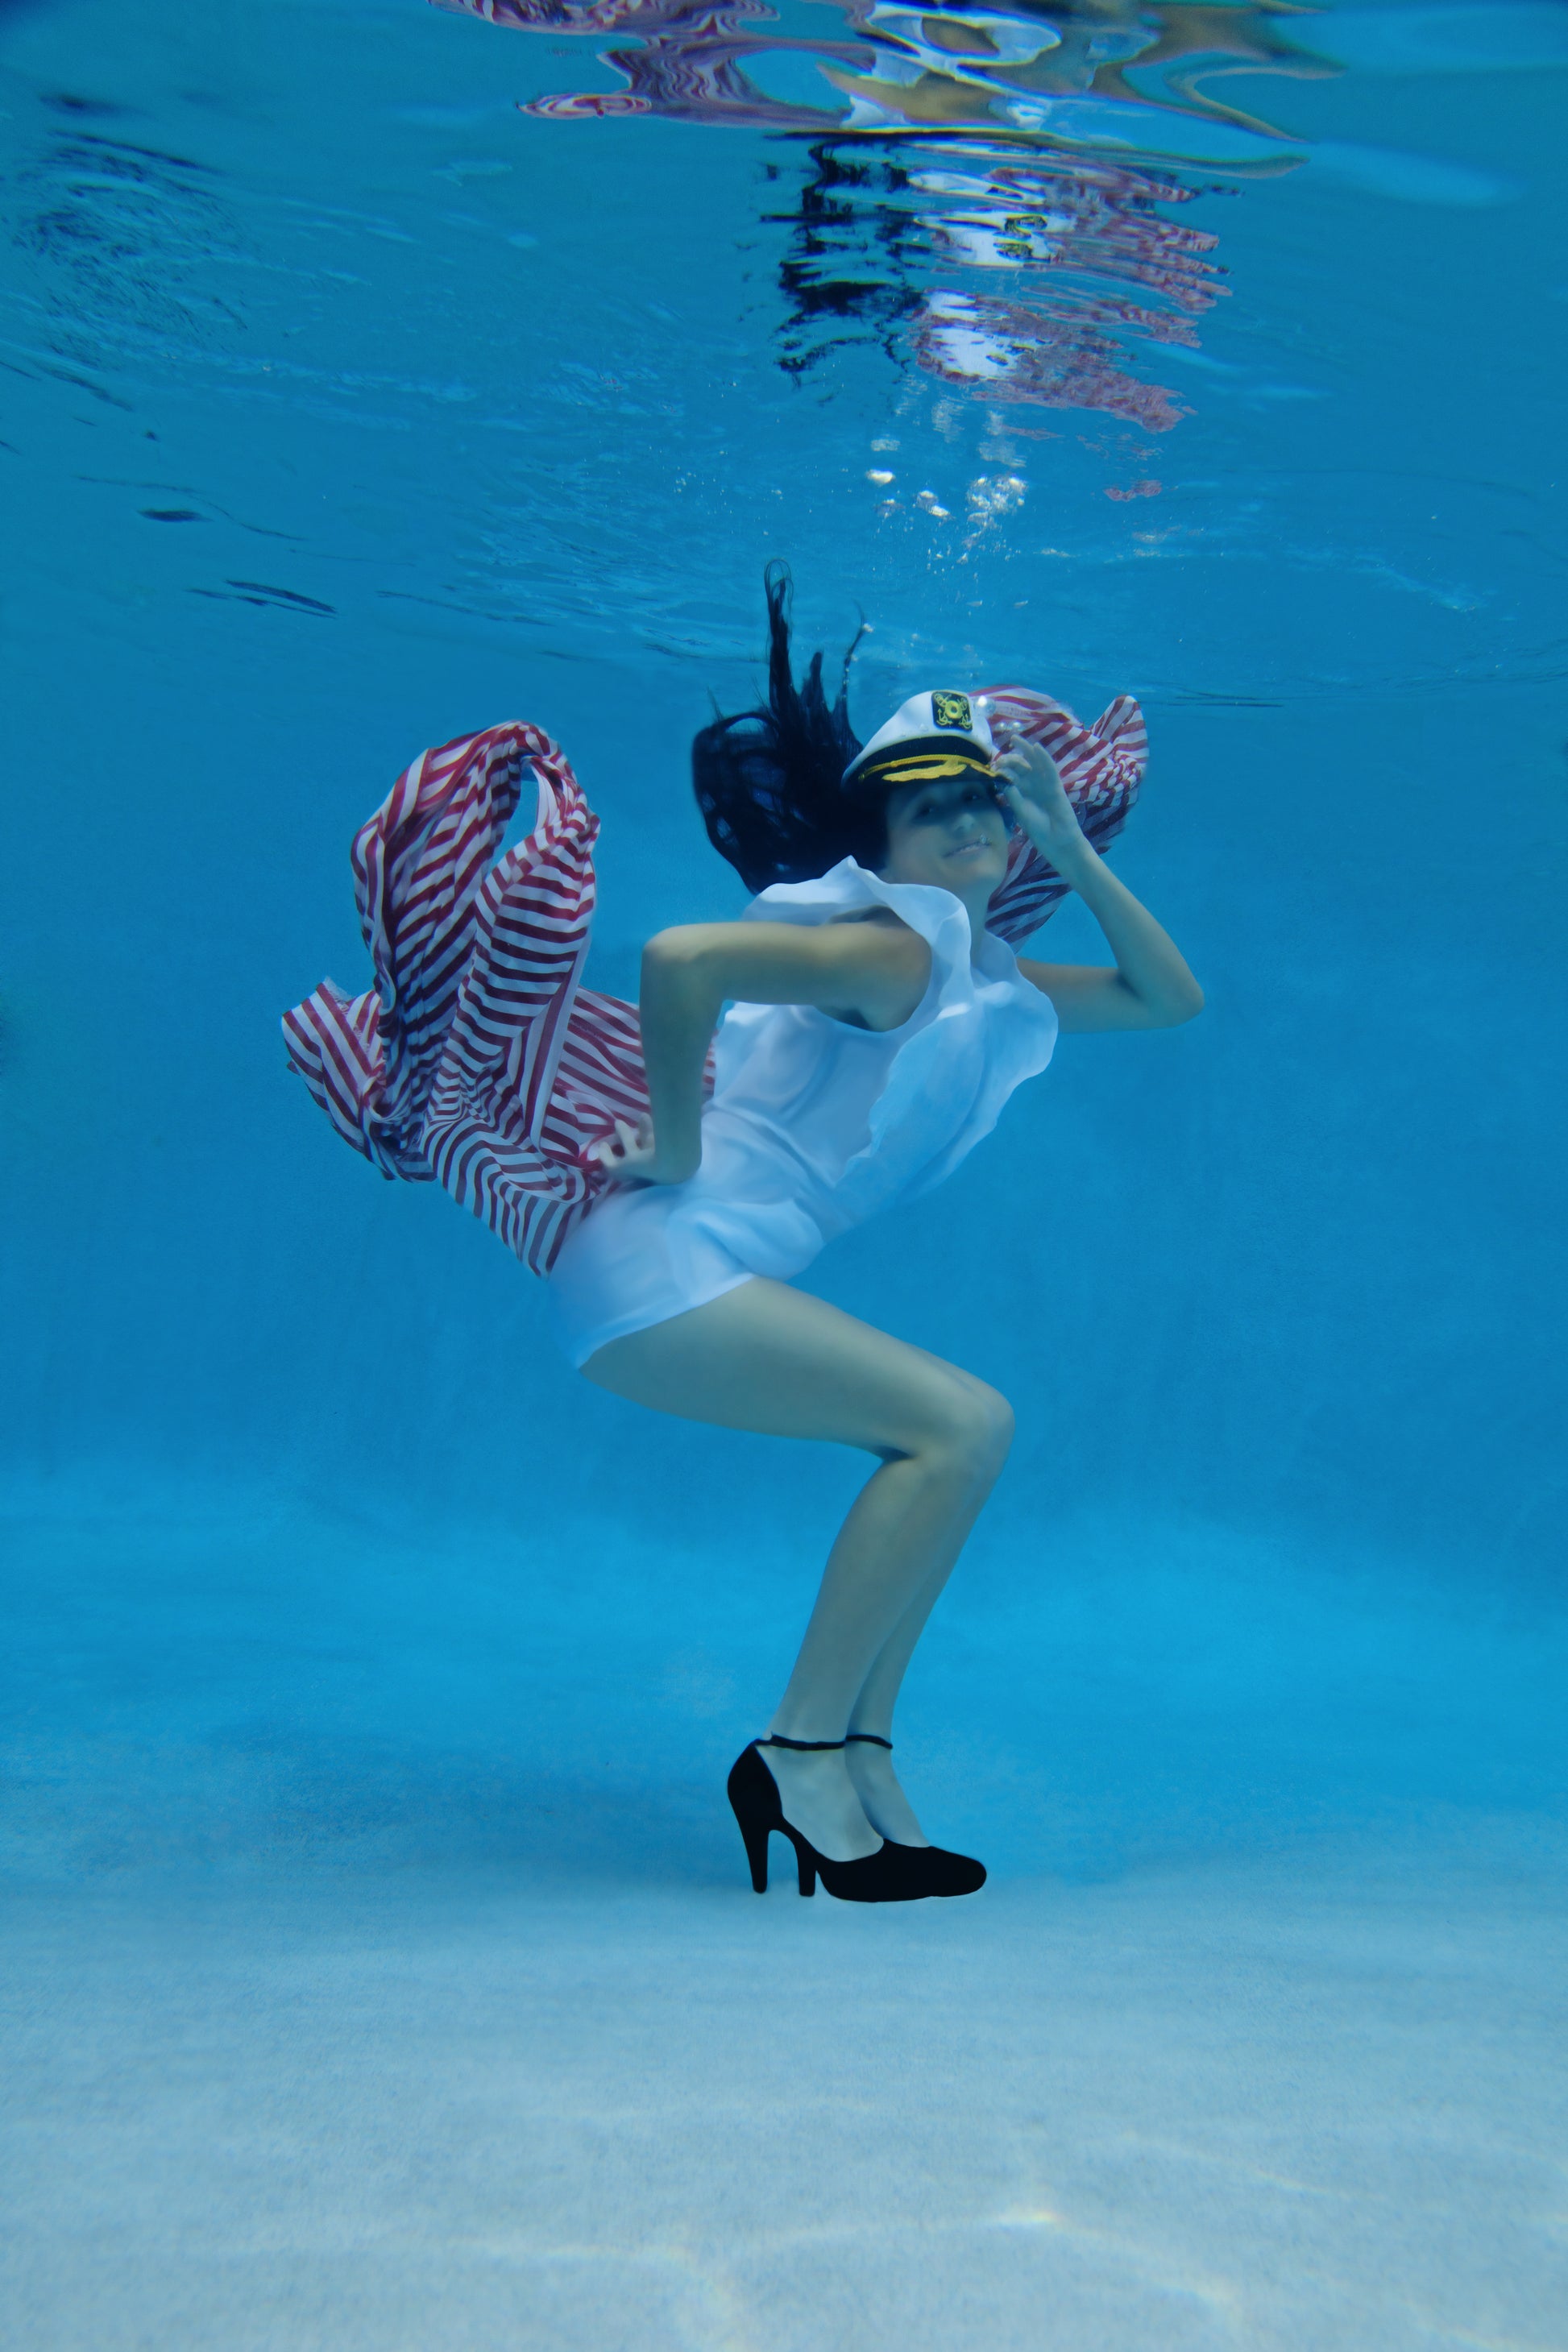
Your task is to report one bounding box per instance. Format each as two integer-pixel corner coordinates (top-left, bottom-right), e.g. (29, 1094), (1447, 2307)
(923, 1375), (1014, 1483)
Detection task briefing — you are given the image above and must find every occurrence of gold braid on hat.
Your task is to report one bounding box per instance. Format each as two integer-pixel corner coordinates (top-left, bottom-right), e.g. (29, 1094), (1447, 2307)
(850, 749), (996, 790)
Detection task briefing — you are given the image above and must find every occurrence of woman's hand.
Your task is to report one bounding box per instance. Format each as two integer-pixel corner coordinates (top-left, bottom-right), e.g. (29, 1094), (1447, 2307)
(587, 1114), (694, 1188)
(993, 738), (1091, 875)
(997, 733), (1203, 1031)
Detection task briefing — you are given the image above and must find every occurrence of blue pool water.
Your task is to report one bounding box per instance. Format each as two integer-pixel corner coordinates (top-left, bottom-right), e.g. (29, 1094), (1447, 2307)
(2, 0), (1566, 2342)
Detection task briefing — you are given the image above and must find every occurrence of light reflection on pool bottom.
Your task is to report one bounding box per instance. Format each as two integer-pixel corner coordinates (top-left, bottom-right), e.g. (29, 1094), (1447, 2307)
(5, 1814), (1564, 2350)
(6, 1475), (1565, 2342)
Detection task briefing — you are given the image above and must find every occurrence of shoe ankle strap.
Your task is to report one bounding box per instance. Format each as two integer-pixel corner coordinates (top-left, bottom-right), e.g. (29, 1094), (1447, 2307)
(845, 1732), (893, 1749)
(758, 1735), (845, 1752)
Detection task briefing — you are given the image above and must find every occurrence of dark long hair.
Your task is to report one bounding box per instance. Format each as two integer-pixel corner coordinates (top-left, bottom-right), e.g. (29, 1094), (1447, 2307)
(692, 563), (878, 893)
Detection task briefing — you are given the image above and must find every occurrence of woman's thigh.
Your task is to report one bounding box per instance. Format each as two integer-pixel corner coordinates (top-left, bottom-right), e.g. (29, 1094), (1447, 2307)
(579, 1277), (1001, 1457)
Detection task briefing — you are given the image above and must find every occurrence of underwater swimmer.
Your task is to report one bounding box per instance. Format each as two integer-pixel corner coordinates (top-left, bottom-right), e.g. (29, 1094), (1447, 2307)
(284, 562), (1201, 1904)
(554, 566), (1204, 1902)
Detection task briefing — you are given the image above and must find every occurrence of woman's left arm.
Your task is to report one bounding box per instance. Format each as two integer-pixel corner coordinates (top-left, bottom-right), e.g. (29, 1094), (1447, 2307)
(998, 740), (1205, 1034)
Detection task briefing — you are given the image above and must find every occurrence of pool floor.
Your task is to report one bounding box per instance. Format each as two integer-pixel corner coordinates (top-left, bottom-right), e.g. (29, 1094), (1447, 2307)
(7, 1836), (1565, 2352)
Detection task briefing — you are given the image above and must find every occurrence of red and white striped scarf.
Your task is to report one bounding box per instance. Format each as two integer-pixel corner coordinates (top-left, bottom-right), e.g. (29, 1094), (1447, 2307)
(281, 689), (1145, 1276)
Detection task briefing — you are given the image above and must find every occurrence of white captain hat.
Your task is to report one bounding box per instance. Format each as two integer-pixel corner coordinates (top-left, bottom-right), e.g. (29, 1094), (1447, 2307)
(841, 688), (997, 790)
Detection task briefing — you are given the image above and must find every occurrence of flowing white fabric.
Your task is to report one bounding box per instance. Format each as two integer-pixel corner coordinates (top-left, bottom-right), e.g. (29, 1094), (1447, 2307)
(283, 689), (1140, 1280)
(546, 859), (1060, 1367)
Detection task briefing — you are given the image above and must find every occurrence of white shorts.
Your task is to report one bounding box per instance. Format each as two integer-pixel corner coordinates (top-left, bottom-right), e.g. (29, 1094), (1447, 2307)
(545, 1182), (761, 1370)
(545, 1113), (840, 1371)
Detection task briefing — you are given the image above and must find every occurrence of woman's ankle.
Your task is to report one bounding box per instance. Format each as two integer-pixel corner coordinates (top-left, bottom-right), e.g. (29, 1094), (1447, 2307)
(844, 1739), (928, 1847)
(758, 1743), (880, 1860)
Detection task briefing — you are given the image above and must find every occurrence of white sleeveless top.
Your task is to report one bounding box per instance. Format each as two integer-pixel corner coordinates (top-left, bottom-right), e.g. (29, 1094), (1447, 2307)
(546, 859), (1059, 1367)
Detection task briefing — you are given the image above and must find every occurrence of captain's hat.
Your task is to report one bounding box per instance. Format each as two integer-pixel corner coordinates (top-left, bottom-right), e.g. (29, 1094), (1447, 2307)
(842, 688), (997, 792)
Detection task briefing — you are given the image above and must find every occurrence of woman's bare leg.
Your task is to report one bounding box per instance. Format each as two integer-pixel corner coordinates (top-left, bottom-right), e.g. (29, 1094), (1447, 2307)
(582, 1277), (1013, 1860)
(840, 1558), (966, 1844)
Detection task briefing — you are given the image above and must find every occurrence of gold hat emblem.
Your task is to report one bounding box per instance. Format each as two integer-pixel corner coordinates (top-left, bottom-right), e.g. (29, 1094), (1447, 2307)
(932, 690), (973, 732)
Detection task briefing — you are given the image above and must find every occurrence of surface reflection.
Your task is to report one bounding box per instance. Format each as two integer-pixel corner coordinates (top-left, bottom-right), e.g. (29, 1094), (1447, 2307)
(774, 142), (1224, 429)
(441, 0), (1329, 426)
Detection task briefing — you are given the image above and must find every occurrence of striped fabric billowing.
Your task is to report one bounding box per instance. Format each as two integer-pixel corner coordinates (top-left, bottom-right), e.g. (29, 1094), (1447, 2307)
(283, 691), (1145, 1278)
(981, 688), (1147, 947)
(283, 721), (645, 1275)
(417, 747), (653, 1275)
(281, 723), (542, 1181)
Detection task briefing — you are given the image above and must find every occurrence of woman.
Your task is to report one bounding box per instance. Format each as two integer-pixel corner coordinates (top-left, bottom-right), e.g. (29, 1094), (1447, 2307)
(284, 568), (1201, 1906)
(551, 571), (1203, 1902)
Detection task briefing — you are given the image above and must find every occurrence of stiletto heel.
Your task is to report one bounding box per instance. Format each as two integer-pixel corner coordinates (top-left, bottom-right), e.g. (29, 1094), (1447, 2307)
(726, 1739), (963, 1904)
(738, 1813), (771, 1894)
(727, 1737), (837, 1900)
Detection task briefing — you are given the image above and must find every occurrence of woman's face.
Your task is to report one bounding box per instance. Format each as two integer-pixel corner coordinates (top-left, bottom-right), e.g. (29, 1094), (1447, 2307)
(877, 773), (1010, 900)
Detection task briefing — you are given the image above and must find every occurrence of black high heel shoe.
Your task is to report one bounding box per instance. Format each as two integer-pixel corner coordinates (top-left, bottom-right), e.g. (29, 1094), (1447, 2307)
(728, 1739), (952, 1903)
(845, 1732), (987, 1897)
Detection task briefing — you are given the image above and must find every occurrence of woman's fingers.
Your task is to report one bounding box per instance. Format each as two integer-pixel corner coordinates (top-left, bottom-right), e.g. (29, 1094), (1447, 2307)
(1001, 740), (1062, 788)
(1002, 753), (1069, 823)
(591, 1121), (634, 1168)
(588, 1112), (659, 1176)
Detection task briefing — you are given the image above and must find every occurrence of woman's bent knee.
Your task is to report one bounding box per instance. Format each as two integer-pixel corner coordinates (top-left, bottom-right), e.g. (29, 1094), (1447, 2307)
(972, 1383), (1016, 1475)
(930, 1379), (1014, 1483)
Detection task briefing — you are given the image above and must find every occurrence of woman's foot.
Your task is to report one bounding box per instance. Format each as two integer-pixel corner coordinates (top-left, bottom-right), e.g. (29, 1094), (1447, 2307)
(759, 1740), (881, 1862)
(844, 1735), (986, 1894)
(844, 1733), (929, 1845)
(729, 1747), (965, 1901)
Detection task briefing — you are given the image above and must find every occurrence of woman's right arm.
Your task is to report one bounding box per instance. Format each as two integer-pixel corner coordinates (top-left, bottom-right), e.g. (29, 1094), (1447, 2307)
(592, 918), (930, 1184)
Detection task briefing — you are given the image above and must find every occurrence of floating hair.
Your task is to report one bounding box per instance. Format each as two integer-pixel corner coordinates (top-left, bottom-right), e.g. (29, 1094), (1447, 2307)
(692, 562), (878, 893)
